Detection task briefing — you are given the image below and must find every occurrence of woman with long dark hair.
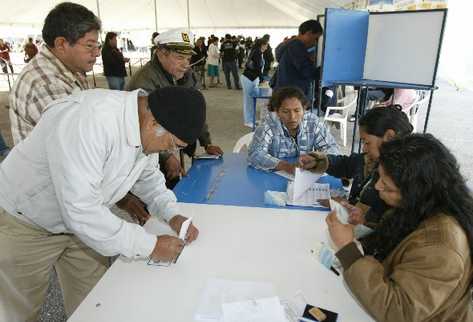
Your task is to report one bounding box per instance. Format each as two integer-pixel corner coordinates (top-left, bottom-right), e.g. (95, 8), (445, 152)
(101, 32), (129, 90)
(300, 106), (413, 226)
(327, 134), (473, 321)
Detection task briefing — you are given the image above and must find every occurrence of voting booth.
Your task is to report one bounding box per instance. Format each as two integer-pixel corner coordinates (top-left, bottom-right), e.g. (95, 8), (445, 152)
(319, 8), (447, 150)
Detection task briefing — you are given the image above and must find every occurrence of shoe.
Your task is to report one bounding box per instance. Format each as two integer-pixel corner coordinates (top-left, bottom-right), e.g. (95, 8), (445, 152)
(244, 123), (254, 128)
(349, 114), (356, 122)
(236, 87), (242, 90)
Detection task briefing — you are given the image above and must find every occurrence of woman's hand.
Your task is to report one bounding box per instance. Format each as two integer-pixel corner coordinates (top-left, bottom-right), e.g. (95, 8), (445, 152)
(326, 211), (355, 250)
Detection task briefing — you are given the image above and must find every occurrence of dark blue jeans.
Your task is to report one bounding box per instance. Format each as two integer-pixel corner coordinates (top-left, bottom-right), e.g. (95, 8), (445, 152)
(0, 131), (9, 155)
(106, 76), (125, 90)
(222, 61), (240, 89)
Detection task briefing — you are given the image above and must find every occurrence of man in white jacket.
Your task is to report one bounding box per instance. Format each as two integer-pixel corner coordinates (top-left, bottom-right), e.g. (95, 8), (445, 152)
(0, 86), (206, 322)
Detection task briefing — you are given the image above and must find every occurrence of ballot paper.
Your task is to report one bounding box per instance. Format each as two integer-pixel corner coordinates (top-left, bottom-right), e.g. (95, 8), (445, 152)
(275, 170), (295, 181)
(194, 278), (277, 322)
(329, 199), (349, 224)
(293, 168), (322, 199)
(179, 217), (193, 240)
(286, 181), (330, 207)
(222, 297), (289, 322)
(194, 153), (222, 160)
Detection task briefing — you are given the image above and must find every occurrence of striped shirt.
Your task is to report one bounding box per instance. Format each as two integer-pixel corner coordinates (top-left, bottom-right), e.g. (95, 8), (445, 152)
(9, 45), (89, 144)
(248, 111), (340, 171)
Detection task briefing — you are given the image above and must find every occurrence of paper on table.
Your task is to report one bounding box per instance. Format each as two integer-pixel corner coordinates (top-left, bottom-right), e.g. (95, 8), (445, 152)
(222, 297), (289, 322)
(194, 278), (277, 322)
(329, 199), (349, 224)
(275, 170), (295, 181)
(286, 182), (330, 207)
(179, 217), (193, 240)
(293, 168), (322, 199)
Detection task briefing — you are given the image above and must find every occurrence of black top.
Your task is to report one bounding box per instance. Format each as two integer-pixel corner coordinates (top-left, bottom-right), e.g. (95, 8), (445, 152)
(242, 47), (264, 81)
(190, 45), (207, 66)
(262, 45), (274, 77)
(101, 46), (127, 77)
(220, 40), (237, 62)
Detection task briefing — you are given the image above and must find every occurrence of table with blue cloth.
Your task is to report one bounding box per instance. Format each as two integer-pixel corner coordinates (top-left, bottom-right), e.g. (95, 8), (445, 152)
(174, 153), (343, 211)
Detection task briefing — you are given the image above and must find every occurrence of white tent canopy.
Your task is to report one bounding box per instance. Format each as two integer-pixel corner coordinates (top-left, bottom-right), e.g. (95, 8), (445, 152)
(1, 0), (349, 31)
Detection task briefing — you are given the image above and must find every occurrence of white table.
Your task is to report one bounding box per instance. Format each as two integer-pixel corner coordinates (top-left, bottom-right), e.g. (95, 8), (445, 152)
(69, 203), (372, 322)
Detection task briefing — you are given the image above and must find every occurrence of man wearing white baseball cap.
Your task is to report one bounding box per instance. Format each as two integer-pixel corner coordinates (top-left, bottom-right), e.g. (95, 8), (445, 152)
(126, 28), (223, 190)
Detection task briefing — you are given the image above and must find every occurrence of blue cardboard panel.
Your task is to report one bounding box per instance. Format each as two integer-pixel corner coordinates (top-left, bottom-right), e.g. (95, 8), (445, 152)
(321, 8), (369, 87)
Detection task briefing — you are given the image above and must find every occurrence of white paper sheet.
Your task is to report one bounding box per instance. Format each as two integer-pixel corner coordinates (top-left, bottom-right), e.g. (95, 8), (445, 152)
(275, 170), (295, 181)
(293, 168), (322, 199)
(286, 182), (330, 207)
(179, 217), (193, 240)
(222, 297), (289, 322)
(329, 199), (350, 224)
(194, 278), (277, 322)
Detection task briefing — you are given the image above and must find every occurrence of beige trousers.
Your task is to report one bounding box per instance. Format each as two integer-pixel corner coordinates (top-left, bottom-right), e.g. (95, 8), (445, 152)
(0, 209), (108, 322)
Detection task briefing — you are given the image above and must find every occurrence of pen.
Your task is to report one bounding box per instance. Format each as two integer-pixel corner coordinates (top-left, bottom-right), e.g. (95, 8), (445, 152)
(330, 266), (340, 276)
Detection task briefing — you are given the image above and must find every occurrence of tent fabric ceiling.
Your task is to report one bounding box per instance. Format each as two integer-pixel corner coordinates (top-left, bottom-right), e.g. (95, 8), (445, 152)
(2, 0), (349, 30)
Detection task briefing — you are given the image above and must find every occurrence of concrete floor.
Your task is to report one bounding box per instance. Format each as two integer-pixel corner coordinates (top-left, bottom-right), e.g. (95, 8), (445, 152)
(0, 74), (472, 321)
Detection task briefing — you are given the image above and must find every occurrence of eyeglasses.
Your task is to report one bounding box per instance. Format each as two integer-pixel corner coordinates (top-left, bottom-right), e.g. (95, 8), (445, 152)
(75, 42), (101, 52)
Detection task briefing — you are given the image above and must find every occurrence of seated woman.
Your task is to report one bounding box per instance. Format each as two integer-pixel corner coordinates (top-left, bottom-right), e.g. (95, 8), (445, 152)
(300, 106), (413, 226)
(327, 134), (473, 322)
(248, 86), (339, 174)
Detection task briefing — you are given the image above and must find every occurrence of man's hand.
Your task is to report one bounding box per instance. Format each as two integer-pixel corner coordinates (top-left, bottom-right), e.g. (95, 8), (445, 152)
(169, 215), (199, 243)
(276, 160), (296, 175)
(326, 211), (354, 250)
(205, 145), (223, 156)
(116, 193), (150, 226)
(298, 152), (328, 173)
(165, 154), (182, 180)
(150, 235), (184, 262)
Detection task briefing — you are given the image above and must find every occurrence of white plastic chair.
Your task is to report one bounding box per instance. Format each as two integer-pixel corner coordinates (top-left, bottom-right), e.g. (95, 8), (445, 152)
(323, 94), (357, 146)
(233, 132), (254, 153)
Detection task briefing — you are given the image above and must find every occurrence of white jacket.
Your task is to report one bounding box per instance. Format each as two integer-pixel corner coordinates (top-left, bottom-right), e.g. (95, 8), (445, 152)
(0, 89), (179, 259)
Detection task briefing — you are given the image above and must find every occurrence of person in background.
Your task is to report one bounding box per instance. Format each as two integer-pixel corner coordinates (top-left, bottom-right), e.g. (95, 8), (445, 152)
(248, 86), (339, 174)
(327, 134), (473, 322)
(240, 38), (268, 128)
(23, 37), (38, 63)
(261, 34), (274, 81)
(274, 20), (323, 100)
(377, 88), (418, 112)
(0, 131), (10, 161)
(191, 37), (207, 90)
(101, 31), (129, 90)
(300, 106), (413, 226)
(237, 39), (246, 69)
(150, 31), (159, 60)
(220, 34), (241, 90)
(207, 37), (220, 88)
(0, 39), (14, 74)
(126, 28), (223, 189)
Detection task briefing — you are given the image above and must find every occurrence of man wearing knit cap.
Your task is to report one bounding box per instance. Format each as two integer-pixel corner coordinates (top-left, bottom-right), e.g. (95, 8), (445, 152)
(0, 87), (205, 321)
(126, 28), (223, 189)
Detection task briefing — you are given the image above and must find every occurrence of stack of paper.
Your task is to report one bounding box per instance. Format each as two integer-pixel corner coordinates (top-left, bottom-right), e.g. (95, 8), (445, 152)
(222, 297), (289, 322)
(194, 278), (278, 322)
(286, 168), (330, 207)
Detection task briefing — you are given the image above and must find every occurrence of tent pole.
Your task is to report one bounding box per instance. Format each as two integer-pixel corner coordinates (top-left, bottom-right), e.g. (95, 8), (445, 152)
(186, 0), (191, 29)
(154, 0), (158, 31)
(96, 0), (103, 41)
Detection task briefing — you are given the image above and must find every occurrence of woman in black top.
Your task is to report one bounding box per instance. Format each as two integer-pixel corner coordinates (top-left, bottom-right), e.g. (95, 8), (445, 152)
(300, 106), (413, 227)
(240, 38), (269, 128)
(101, 32), (129, 90)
